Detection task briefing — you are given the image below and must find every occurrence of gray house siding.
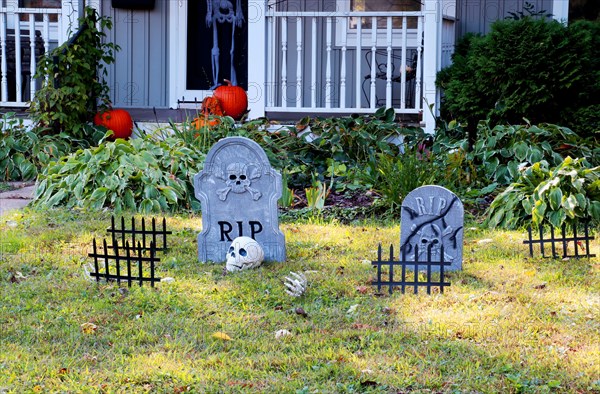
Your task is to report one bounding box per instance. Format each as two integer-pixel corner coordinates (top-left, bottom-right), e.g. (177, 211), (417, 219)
(102, 1), (168, 108)
(96, 0), (556, 111)
(456, 0), (554, 37)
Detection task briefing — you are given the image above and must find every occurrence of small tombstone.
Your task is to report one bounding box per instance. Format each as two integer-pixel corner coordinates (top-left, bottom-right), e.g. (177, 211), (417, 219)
(194, 136), (286, 263)
(400, 185), (464, 271)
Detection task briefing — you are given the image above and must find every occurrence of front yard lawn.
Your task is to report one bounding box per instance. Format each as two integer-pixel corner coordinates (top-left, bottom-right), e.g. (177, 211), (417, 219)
(0, 209), (598, 393)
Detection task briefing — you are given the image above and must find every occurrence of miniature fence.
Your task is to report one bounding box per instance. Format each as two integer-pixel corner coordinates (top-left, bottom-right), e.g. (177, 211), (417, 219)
(371, 244), (451, 294)
(88, 238), (161, 287)
(523, 222), (596, 259)
(106, 216), (171, 252)
(87, 216), (171, 286)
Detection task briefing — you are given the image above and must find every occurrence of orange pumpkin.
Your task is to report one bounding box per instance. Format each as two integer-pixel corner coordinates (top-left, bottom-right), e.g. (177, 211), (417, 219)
(193, 115), (220, 130)
(200, 96), (224, 116)
(193, 96), (223, 130)
(213, 79), (248, 120)
(94, 109), (134, 139)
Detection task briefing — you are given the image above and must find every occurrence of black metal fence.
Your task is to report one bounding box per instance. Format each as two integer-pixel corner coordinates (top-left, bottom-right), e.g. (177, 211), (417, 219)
(523, 223), (596, 259)
(88, 238), (161, 287)
(107, 216), (171, 252)
(87, 216), (171, 287)
(371, 244), (452, 295)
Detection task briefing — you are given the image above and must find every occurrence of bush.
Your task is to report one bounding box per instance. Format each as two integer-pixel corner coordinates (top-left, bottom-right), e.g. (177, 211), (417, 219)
(0, 113), (73, 181)
(432, 122), (596, 192)
(31, 111), (426, 214)
(33, 136), (205, 213)
(28, 7), (118, 138)
(359, 147), (437, 214)
(437, 17), (600, 139)
(485, 157), (600, 229)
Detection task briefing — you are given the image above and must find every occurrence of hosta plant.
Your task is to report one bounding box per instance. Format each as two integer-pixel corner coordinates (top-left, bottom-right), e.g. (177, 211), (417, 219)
(33, 136), (206, 213)
(432, 121), (596, 192)
(0, 113), (72, 181)
(485, 157), (600, 229)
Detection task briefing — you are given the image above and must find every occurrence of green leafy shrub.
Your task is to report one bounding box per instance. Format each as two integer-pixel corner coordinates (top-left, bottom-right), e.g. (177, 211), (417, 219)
(359, 147), (437, 213)
(31, 110), (423, 214)
(432, 122), (597, 194)
(437, 17), (600, 139)
(33, 136), (205, 213)
(29, 7), (119, 137)
(0, 113), (72, 181)
(485, 157), (600, 229)
(158, 116), (305, 173)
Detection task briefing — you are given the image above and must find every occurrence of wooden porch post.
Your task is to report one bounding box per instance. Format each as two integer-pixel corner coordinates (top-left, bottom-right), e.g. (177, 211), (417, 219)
(422, 0), (441, 134)
(247, 0), (266, 119)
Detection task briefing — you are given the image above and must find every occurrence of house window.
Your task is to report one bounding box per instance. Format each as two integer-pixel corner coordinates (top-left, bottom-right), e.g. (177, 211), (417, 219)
(336, 0), (421, 47)
(20, 0), (60, 6)
(350, 0), (421, 29)
(19, 0), (60, 21)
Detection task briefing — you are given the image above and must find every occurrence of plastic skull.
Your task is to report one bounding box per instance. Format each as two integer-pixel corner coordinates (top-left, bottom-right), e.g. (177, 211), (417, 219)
(226, 162), (250, 194)
(226, 236), (264, 272)
(417, 223), (442, 258)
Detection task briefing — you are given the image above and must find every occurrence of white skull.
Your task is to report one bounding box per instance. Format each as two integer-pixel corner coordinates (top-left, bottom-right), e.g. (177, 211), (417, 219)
(226, 162), (251, 194)
(226, 236), (264, 272)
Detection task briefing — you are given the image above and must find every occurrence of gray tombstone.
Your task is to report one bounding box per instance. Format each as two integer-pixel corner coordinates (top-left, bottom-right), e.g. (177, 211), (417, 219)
(399, 185), (463, 271)
(194, 136), (286, 263)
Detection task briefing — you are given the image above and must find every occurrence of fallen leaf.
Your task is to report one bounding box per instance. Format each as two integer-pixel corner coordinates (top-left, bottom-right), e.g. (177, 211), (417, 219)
(295, 307), (308, 318)
(524, 269), (536, 277)
(351, 323), (376, 330)
(80, 322), (97, 334)
(382, 307), (394, 315)
(356, 286), (369, 294)
(212, 332), (232, 341)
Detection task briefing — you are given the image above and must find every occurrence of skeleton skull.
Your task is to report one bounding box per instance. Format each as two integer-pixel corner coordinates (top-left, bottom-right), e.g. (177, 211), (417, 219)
(417, 223), (442, 258)
(226, 236), (264, 272)
(226, 162), (251, 194)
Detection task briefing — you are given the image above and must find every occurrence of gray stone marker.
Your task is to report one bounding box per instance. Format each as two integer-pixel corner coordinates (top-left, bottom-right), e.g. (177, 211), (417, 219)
(399, 185), (463, 271)
(194, 136), (286, 263)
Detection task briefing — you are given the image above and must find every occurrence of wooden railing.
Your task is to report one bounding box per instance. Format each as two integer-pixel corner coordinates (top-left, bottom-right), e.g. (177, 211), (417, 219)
(265, 10), (426, 114)
(0, 7), (61, 106)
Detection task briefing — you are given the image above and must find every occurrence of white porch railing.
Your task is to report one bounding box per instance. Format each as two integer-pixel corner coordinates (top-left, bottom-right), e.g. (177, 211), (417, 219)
(266, 11), (425, 114)
(0, 6), (62, 107)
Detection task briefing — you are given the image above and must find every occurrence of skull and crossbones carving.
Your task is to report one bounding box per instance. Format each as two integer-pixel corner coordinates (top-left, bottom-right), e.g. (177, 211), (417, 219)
(216, 162), (262, 201)
(412, 223), (455, 262)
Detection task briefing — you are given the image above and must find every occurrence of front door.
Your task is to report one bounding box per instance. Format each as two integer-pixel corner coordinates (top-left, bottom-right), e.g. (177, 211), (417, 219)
(169, 0), (248, 108)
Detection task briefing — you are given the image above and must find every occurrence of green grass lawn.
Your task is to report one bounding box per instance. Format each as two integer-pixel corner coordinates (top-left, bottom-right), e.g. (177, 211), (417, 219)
(0, 209), (598, 393)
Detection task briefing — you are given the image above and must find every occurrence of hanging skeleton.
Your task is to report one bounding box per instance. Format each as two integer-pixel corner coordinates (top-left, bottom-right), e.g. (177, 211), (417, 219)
(206, 0), (245, 89)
